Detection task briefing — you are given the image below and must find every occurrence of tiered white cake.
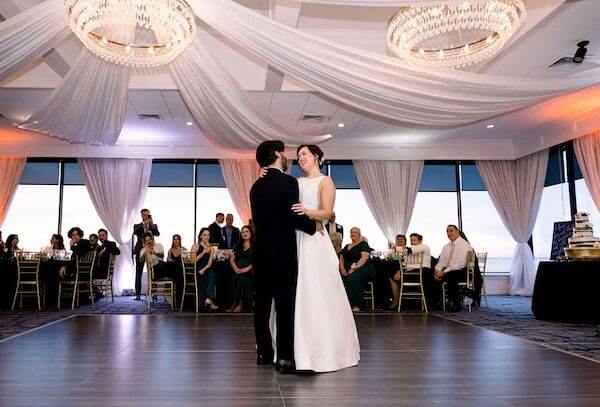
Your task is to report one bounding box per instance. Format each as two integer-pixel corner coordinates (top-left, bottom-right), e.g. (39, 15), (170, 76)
(568, 212), (600, 248)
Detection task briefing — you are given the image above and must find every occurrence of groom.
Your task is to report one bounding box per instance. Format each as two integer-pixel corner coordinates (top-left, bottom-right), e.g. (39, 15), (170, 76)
(250, 140), (318, 373)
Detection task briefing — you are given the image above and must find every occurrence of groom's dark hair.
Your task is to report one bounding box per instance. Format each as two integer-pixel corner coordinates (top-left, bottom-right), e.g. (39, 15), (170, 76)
(256, 140), (285, 167)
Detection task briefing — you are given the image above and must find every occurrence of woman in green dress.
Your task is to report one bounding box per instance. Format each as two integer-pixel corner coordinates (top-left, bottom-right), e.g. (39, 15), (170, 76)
(190, 228), (218, 311)
(339, 227), (376, 312)
(226, 225), (254, 313)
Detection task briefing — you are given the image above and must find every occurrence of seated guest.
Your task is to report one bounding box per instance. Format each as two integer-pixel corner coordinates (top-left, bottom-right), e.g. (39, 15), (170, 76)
(41, 234), (66, 255)
(227, 225), (254, 313)
(208, 213), (225, 246)
(191, 228), (218, 311)
(221, 213), (241, 250)
(434, 225), (473, 312)
(60, 227), (93, 279)
(388, 233), (433, 309)
(2, 234), (20, 258)
(331, 232), (343, 256)
(89, 234), (99, 250)
(340, 227), (376, 312)
(324, 213), (344, 239)
(94, 229), (121, 279)
(387, 234), (408, 258)
(167, 234), (188, 262)
(68, 227), (92, 257)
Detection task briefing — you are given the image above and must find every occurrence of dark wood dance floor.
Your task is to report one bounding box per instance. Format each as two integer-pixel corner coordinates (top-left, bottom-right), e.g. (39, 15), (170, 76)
(1, 314), (599, 406)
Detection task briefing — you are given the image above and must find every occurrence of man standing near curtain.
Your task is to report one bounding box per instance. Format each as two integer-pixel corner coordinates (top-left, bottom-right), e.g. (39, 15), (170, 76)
(221, 213), (241, 250)
(209, 213), (226, 246)
(133, 209), (159, 300)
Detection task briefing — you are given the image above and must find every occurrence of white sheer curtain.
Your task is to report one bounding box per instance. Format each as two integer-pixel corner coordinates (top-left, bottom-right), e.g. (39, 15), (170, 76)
(194, 0), (596, 127)
(353, 160), (424, 243)
(476, 150), (549, 296)
(0, 157), (26, 228)
(20, 50), (130, 145)
(0, 0), (69, 82)
(79, 158), (152, 295)
(573, 130), (600, 213)
(170, 39), (330, 150)
(219, 159), (260, 224)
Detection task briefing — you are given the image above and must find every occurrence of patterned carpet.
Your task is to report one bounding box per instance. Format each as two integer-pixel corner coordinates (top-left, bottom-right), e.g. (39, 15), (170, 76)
(2, 296), (599, 363)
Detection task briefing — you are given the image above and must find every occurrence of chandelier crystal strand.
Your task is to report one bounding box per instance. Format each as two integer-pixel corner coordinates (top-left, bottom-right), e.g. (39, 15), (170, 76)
(65, 0), (196, 68)
(387, 1), (526, 70)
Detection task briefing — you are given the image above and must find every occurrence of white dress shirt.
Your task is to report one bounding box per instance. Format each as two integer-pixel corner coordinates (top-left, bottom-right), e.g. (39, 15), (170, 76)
(140, 242), (164, 266)
(435, 237), (472, 273)
(408, 244), (431, 269)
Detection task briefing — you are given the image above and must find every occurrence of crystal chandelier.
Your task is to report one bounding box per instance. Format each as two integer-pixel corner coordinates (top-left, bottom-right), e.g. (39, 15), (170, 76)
(65, 0), (197, 68)
(386, 1), (526, 70)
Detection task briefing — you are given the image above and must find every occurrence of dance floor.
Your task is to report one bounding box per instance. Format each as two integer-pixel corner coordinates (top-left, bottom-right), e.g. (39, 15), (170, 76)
(1, 314), (599, 406)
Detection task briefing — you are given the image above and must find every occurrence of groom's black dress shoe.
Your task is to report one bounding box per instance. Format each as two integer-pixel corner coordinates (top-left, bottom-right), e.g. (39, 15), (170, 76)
(256, 354), (274, 366)
(275, 359), (296, 374)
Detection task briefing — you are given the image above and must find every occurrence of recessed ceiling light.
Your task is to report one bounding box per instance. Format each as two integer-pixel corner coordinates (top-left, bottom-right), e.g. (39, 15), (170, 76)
(337, 123), (345, 128)
(12, 123), (18, 126)
(486, 124), (495, 129)
(185, 121), (193, 126)
(33, 120), (39, 124)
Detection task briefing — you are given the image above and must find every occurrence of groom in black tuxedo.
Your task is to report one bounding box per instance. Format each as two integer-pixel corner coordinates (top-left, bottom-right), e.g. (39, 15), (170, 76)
(250, 140), (318, 373)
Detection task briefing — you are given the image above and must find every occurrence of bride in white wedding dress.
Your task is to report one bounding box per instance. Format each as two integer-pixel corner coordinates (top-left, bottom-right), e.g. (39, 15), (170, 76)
(270, 144), (360, 373)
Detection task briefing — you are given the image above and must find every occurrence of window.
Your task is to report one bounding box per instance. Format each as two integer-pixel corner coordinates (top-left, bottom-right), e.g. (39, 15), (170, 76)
(575, 179), (600, 235)
(196, 162), (226, 187)
(330, 163), (359, 189)
(2, 162), (60, 251)
(196, 188), (242, 240)
(419, 164), (457, 192)
(334, 189), (387, 249)
(408, 192), (459, 257)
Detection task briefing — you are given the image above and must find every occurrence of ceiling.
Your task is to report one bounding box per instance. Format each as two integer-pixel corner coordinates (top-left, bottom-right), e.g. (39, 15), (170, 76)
(1, 0), (599, 160)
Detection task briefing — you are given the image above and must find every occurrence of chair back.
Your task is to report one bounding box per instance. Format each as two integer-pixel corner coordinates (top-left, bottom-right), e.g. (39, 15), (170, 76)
(16, 252), (41, 282)
(76, 251), (96, 284)
(106, 254), (117, 279)
(465, 250), (477, 288)
(477, 252), (488, 276)
(404, 252), (424, 273)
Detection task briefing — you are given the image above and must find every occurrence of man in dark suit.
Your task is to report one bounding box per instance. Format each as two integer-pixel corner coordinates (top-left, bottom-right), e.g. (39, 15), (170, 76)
(208, 213), (225, 246)
(94, 228), (121, 279)
(133, 209), (159, 300)
(221, 213), (241, 250)
(250, 140), (319, 374)
(323, 213), (344, 239)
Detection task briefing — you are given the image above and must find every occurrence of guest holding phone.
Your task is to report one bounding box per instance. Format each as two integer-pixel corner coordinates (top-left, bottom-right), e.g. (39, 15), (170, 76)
(133, 209), (160, 300)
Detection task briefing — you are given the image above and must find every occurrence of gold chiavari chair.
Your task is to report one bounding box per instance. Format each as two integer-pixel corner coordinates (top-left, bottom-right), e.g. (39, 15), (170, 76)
(93, 254), (118, 305)
(398, 252), (428, 314)
(477, 252), (489, 307)
(146, 258), (174, 310)
(58, 251), (96, 310)
(442, 250), (476, 312)
(363, 281), (375, 311)
(180, 258), (199, 313)
(12, 252), (42, 311)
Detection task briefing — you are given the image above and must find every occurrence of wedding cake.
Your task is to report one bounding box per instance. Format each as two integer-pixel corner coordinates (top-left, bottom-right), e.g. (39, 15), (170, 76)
(568, 212), (600, 248)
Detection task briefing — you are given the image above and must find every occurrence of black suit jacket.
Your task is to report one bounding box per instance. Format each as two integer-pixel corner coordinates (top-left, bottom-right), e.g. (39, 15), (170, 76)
(133, 222), (159, 257)
(221, 225), (241, 249)
(95, 240), (121, 276)
(324, 222), (344, 238)
(250, 168), (316, 276)
(71, 238), (93, 257)
(208, 222), (225, 245)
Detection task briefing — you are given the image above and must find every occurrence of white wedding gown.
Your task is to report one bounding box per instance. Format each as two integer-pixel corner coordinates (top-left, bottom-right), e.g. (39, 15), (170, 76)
(270, 175), (360, 372)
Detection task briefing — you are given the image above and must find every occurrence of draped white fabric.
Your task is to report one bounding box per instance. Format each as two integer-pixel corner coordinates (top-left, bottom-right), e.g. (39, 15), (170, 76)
(0, 157), (26, 228)
(476, 150), (549, 296)
(573, 130), (600, 213)
(194, 0), (596, 127)
(0, 0), (69, 82)
(219, 159), (260, 224)
(353, 160), (424, 243)
(170, 40), (330, 150)
(19, 50), (130, 145)
(79, 158), (152, 295)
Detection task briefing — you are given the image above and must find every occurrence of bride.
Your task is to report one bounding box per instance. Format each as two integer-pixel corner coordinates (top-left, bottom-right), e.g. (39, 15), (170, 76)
(269, 144), (360, 373)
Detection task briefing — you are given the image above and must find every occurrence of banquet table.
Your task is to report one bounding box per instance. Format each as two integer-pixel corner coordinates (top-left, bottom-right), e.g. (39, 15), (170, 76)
(532, 261), (600, 324)
(0, 258), (17, 309)
(370, 258), (399, 309)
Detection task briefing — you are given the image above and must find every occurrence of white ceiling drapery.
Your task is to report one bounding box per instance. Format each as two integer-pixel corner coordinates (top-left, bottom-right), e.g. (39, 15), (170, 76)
(194, 0), (597, 127)
(170, 39), (331, 150)
(297, 0), (479, 6)
(19, 50), (130, 145)
(0, 0), (69, 83)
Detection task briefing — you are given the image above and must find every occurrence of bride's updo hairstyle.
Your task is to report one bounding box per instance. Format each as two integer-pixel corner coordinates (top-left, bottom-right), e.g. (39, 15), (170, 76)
(296, 144), (325, 169)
